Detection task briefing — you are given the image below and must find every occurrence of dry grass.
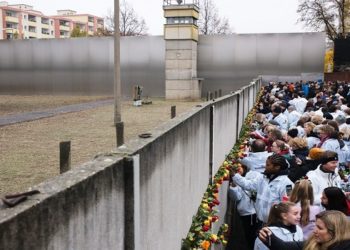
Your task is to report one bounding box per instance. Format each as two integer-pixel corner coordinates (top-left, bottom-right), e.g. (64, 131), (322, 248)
(0, 96), (202, 196)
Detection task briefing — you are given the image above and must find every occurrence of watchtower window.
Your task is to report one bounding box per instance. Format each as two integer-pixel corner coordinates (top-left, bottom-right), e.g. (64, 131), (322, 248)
(166, 17), (196, 25)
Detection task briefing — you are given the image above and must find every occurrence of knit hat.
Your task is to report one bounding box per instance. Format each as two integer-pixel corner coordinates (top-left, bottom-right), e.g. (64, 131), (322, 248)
(321, 152), (338, 164)
(307, 148), (325, 160)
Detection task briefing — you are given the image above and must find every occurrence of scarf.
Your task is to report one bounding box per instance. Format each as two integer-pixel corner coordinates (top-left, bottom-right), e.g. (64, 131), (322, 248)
(317, 136), (329, 148)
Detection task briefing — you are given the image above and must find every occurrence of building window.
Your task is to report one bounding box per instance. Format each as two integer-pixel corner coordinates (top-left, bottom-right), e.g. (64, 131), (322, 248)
(41, 18), (49, 25)
(166, 17), (196, 25)
(28, 15), (36, 22)
(59, 20), (69, 26)
(23, 14), (27, 19)
(28, 26), (36, 33)
(6, 11), (17, 17)
(41, 28), (49, 35)
(51, 20), (53, 25)
(51, 31), (53, 35)
(60, 31), (68, 36)
(6, 22), (18, 29)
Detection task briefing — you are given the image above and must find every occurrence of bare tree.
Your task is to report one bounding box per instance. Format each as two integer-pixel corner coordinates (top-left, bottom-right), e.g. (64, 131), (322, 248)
(198, 0), (233, 35)
(297, 0), (350, 41)
(105, 0), (148, 36)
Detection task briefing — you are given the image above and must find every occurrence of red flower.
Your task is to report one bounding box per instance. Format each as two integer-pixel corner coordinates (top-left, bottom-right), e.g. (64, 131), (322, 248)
(202, 225), (210, 231)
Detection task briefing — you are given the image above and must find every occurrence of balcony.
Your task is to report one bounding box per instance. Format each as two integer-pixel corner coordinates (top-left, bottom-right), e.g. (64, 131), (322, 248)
(41, 23), (50, 29)
(40, 33), (53, 39)
(5, 16), (19, 23)
(27, 21), (37, 27)
(59, 25), (70, 31)
(4, 28), (19, 34)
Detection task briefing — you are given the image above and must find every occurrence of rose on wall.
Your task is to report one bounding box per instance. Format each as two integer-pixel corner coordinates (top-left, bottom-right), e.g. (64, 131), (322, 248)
(181, 88), (263, 249)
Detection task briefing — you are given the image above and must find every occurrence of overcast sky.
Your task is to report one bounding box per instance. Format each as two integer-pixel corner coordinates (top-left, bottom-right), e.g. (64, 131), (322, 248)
(5, 0), (307, 35)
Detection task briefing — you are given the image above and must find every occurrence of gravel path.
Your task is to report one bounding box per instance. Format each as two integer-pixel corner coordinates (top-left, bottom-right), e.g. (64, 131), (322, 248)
(0, 99), (113, 126)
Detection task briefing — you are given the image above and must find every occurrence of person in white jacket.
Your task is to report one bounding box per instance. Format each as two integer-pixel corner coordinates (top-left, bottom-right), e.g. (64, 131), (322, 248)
(232, 154), (294, 223)
(289, 93), (308, 114)
(229, 168), (260, 249)
(240, 139), (272, 173)
(306, 151), (342, 205)
(286, 105), (302, 129)
(254, 201), (304, 250)
(272, 106), (288, 131)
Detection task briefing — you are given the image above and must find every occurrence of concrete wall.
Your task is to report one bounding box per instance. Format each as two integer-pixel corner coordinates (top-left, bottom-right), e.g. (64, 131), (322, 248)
(135, 108), (211, 249)
(0, 157), (127, 250)
(0, 33), (324, 97)
(211, 79), (260, 236)
(0, 81), (261, 249)
(197, 33), (325, 94)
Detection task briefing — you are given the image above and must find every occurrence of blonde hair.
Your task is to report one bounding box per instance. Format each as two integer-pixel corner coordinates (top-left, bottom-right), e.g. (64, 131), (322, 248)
(288, 137), (308, 150)
(289, 179), (313, 227)
(304, 122), (316, 132)
(304, 211), (350, 250)
(311, 115), (324, 125)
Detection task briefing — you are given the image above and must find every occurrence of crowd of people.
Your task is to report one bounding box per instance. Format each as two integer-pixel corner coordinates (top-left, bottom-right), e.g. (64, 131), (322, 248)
(229, 80), (350, 250)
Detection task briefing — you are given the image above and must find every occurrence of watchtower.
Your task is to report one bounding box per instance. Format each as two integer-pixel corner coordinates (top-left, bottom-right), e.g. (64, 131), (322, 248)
(163, 0), (202, 99)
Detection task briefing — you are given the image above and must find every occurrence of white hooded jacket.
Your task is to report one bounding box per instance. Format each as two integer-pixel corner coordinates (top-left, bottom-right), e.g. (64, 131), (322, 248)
(306, 165), (342, 205)
(240, 151), (272, 173)
(229, 170), (260, 216)
(232, 172), (293, 223)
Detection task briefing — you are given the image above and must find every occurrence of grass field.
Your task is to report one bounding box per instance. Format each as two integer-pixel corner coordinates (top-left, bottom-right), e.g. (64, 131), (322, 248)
(0, 95), (202, 196)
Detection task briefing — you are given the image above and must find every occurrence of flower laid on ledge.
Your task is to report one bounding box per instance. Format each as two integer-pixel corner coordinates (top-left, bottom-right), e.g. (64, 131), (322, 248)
(181, 88), (263, 250)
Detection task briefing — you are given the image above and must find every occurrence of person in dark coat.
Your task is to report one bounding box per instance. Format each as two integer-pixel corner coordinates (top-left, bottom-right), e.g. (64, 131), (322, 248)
(288, 148), (324, 183)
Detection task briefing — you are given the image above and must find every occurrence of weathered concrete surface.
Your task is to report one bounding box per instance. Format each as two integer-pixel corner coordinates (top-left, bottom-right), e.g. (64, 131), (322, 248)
(0, 156), (126, 250)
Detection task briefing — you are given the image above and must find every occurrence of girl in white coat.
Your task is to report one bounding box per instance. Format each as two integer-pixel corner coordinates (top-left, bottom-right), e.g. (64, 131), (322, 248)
(254, 201), (304, 250)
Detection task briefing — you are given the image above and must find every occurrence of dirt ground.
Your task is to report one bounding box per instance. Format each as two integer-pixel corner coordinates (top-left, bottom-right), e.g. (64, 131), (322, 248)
(0, 96), (202, 196)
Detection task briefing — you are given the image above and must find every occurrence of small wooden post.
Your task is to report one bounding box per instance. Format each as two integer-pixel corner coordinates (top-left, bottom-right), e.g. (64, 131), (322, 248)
(60, 141), (71, 174)
(214, 90), (218, 98)
(171, 106), (176, 119)
(116, 122), (124, 147)
(207, 91), (211, 101)
(219, 89), (222, 97)
(209, 92), (213, 100)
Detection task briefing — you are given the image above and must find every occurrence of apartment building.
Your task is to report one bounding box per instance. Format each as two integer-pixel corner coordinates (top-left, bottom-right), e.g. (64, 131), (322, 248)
(53, 10), (104, 37)
(0, 2), (104, 40)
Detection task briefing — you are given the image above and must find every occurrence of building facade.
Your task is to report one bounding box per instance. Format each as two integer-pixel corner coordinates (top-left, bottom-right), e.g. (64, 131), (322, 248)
(0, 1), (103, 39)
(53, 10), (104, 37)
